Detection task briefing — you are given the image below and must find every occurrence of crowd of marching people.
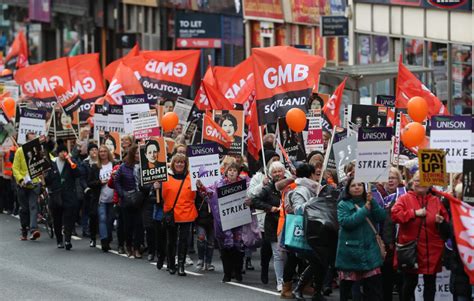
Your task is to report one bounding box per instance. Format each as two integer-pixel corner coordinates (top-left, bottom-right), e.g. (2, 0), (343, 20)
(0, 99), (472, 301)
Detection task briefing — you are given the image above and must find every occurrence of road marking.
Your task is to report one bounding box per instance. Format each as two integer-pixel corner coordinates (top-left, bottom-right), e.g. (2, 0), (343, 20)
(71, 236), (82, 241)
(225, 282), (280, 296)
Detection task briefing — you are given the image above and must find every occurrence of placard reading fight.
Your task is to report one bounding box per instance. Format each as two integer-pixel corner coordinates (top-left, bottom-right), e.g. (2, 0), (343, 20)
(139, 137), (168, 185)
(18, 108), (48, 144)
(217, 179), (252, 231)
(355, 127), (392, 183)
(123, 94), (150, 134)
(430, 116), (472, 173)
(187, 143), (221, 191)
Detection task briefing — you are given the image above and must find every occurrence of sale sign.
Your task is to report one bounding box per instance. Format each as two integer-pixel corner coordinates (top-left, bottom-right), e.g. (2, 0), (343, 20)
(417, 149), (447, 187)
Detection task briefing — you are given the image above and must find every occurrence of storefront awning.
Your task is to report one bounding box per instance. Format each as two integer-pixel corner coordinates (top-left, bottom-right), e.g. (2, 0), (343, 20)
(320, 62), (433, 91)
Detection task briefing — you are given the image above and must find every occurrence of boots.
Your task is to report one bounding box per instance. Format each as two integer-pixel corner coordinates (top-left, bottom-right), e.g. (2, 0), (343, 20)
(232, 249), (244, 282)
(177, 249), (187, 276)
(168, 257), (176, 275)
(281, 282), (294, 299)
(292, 275), (306, 300)
(177, 261), (186, 276)
(261, 264), (269, 284)
(246, 257), (255, 270)
(221, 249), (233, 282)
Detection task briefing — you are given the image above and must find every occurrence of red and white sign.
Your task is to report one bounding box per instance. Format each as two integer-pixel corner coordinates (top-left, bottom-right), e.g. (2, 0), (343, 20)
(177, 38), (222, 49)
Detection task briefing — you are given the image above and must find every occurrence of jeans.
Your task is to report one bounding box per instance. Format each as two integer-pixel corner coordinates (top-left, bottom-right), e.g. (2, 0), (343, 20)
(17, 185), (40, 232)
(340, 274), (383, 301)
(122, 207), (144, 249)
(166, 222), (192, 268)
(271, 241), (285, 286)
(402, 273), (436, 301)
(196, 223), (214, 264)
(98, 202), (114, 241)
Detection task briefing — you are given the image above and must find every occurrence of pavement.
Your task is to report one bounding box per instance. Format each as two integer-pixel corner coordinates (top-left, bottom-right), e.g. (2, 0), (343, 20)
(0, 213), (341, 301)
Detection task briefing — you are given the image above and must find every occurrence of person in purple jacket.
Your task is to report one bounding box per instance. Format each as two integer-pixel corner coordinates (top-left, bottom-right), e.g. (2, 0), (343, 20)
(196, 162), (250, 283)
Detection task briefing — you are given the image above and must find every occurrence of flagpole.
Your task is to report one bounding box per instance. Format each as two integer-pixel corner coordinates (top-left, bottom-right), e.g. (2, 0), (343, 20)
(259, 125), (267, 176)
(319, 126), (336, 195)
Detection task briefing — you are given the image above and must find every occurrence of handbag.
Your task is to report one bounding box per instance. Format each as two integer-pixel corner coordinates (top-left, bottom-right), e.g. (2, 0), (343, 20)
(396, 217), (424, 270)
(122, 190), (144, 209)
(163, 179), (185, 227)
(283, 214), (312, 252)
(355, 204), (386, 260)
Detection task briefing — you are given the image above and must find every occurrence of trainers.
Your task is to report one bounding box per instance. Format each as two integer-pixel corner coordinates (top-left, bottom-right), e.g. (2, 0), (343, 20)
(196, 259), (204, 270)
(118, 246), (126, 254)
(277, 283), (283, 292)
(185, 255), (194, 266)
(20, 234), (28, 241)
(29, 230), (40, 240)
(205, 263), (215, 271)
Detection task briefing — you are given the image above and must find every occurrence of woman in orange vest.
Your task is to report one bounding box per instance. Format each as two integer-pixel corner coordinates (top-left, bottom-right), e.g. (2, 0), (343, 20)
(158, 153), (197, 276)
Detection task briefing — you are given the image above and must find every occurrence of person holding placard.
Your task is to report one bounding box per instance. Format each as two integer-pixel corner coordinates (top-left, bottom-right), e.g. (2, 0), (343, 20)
(391, 171), (450, 301)
(158, 153), (197, 276)
(336, 177), (386, 301)
(196, 162), (250, 283)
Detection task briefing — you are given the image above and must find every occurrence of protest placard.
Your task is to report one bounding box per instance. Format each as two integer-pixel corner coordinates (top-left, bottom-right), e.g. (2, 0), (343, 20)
(376, 95), (395, 107)
(131, 110), (160, 140)
(107, 105), (124, 134)
(18, 108), (47, 144)
(93, 104), (109, 133)
(100, 132), (122, 161)
(333, 135), (357, 182)
(173, 97), (193, 129)
(187, 143), (221, 191)
(355, 127), (392, 183)
(350, 104), (387, 128)
(22, 137), (51, 179)
(139, 137), (168, 185)
(430, 116), (471, 173)
(50, 110), (79, 140)
(304, 108), (324, 154)
(418, 149), (447, 187)
(214, 110), (244, 156)
(277, 117), (306, 162)
(123, 94), (150, 134)
(463, 159), (474, 203)
(217, 179), (252, 231)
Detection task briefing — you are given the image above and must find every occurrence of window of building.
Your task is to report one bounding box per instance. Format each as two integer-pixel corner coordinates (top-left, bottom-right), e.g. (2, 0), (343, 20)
(374, 36), (390, 97)
(404, 38), (424, 66)
(357, 35), (371, 64)
(452, 44), (472, 115)
(427, 42), (448, 102)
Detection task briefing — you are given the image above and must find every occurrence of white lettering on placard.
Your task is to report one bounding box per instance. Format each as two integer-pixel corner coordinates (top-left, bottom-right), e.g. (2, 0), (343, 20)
(263, 64), (308, 89)
(145, 60), (187, 78)
(71, 77), (96, 95)
(263, 96), (307, 113)
(24, 76), (64, 94)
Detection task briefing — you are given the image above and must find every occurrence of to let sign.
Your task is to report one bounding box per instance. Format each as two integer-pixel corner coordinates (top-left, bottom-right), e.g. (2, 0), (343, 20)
(175, 11), (222, 49)
(321, 16), (349, 37)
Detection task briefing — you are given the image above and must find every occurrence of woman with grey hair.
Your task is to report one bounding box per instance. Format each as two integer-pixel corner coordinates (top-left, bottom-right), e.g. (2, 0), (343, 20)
(251, 160), (288, 292)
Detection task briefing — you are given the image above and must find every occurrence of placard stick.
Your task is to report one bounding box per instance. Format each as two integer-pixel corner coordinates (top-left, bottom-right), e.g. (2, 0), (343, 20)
(259, 125), (267, 175)
(318, 127), (336, 195)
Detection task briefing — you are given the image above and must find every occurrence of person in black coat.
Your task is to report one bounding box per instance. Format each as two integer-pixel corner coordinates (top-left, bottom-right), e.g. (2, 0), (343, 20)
(44, 144), (80, 250)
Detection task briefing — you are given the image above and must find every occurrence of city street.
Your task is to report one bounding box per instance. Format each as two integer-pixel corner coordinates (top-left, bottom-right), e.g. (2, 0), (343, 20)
(0, 213), (340, 301)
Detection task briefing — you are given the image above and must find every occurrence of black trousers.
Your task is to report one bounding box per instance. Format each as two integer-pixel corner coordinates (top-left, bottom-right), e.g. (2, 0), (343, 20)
(260, 232), (273, 270)
(166, 222), (192, 268)
(116, 205), (125, 247)
(340, 274), (384, 301)
(51, 205), (76, 243)
(122, 207), (144, 249)
(145, 220), (166, 258)
(283, 251), (304, 282)
(402, 273), (436, 301)
(88, 198), (98, 241)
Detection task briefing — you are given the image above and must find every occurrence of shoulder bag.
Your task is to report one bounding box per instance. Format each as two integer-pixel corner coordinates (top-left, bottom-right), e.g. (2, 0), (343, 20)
(121, 164), (144, 209)
(355, 204), (386, 261)
(396, 216), (423, 270)
(163, 179), (185, 227)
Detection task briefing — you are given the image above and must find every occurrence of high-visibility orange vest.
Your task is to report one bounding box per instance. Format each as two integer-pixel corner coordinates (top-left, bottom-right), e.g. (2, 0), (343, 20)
(277, 182), (297, 236)
(3, 147), (15, 178)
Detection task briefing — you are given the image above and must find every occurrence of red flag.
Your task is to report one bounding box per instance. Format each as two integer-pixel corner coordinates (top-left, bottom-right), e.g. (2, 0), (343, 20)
(105, 62), (144, 105)
(246, 100), (262, 160)
(103, 44), (140, 82)
(53, 85), (81, 115)
(5, 31), (28, 69)
(387, 107), (395, 127)
(396, 59), (448, 117)
(194, 65), (233, 111)
(202, 113), (233, 149)
(435, 190), (474, 284)
(323, 78), (347, 127)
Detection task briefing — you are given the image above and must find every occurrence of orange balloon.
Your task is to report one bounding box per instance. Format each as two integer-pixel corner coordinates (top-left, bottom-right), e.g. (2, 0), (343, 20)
(401, 122), (425, 148)
(162, 112), (179, 132)
(407, 96), (428, 122)
(1, 69), (12, 76)
(2, 97), (16, 118)
(418, 137), (430, 150)
(285, 108), (307, 133)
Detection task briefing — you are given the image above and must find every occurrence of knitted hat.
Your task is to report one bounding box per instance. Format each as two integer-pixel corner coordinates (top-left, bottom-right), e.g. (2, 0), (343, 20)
(87, 143), (98, 153)
(57, 144), (68, 154)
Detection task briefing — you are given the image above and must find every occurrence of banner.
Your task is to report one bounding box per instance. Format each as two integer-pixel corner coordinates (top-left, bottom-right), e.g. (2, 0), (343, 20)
(304, 108), (324, 154)
(18, 108), (47, 144)
(131, 110), (160, 140)
(139, 137), (168, 185)
(350, 104), (388, 128)
(463, 159), (474, 203)
(100, 132), (122, 161)
(217, 179), (252, 231)
(430, 115), (472, 173)
(5, 31), (28, 70)
(252, 46), (325, 125)
(187, 143), (221, 191)
(355, 127), (392, 183)
(214, 110), (244, 155)
(104, 44), (140, 82)
(243, 0), (284, 21)
(123, 94), (151, 134)
(105, 62), (145, 105)
(22, 137), (51, 179)
(376, 95), (395, 107)
(333, 135), (357, 182)
(202, 113), (232, 153)
(278, 117), (306, 162)
(415, 268), (452, 301)
(194, 64), (234, 111)
(53, 85), (81, 116)
(417, 149), (447, 187)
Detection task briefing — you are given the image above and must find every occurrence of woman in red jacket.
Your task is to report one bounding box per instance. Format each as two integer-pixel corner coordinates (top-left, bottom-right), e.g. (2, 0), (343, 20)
(391, 171), (449, 301)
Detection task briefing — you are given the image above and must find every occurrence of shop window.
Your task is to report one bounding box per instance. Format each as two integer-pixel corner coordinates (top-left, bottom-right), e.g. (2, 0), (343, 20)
(427, 42), (448, 102)
(275, 24), (286, 46)
(404, 38), (423, 66)
(339, 37), (349, 64)
(251, 21), (260, 48)
(263, 37), (271, 48)
(374, 36), (390, 96)
(357, 35), (371, 64)
(452, 44), (472, 114)
(63, 27), (81, 57)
